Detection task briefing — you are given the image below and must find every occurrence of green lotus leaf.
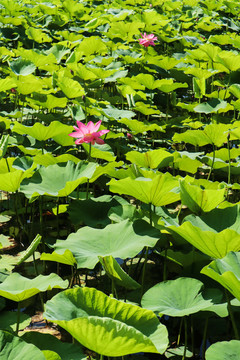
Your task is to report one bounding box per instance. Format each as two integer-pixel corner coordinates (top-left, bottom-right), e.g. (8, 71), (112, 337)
(141, 278), (214, 317)
(46, 45), (70, 63)
(179, 180), (226, 214)
(53, 220), (161, 269)
(0, 169), (31, 192)
(0, 330), (45, 360)
(99, 255), (140, 290)
(22, 332), (87, 360)
(101, 107), (135, 120)
(0, 235), (14, 251)
(184, 204), (240, 233)
(168, 222), (240, 258)
(0, 273), (68, 302)
(26, 27), (52, 43)
(82, 143), (116, 162)
(194, 99), (228, 114)
(126, 149), (173, 169)
(108, 173), (180, 206)
(0, 77), (16, 92)
(0, 254), (18, 272)
(173, 124), (229, 147)
(184, 67), (219, 80)
(33, 153), (79, 167)
(12, 121), (72, 142)
(20, 161), (97, 199)
(16, 234), (41, 266)
(10, 58), (36, 76)
(77, 37), (107, 56)
(44, 287), (168, 356)
(120, 118), (164, 134)
(205, 340), (240, 360)
(108, 203), (138, 223)
(217, 52), (240, 73)
(15, 49), (57, 68)
(16, 75), (44, 95)
(0, 311), (30, 332)
(0, 215), (10, 223)
(28, 94), (68, 111)
(42, 350), (61, 360)
(67, 195), (125, 228)
(41, 250), (76, 267)
(57, 77), (85, 99)
(201, 252), (240, 301)
(174, 156), (202, 174)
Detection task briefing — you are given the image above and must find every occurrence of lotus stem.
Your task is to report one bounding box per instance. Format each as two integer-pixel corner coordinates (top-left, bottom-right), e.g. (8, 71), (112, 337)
(163, 247), (168, 281)
(5, 158), (10, 172)
(202, 317), (208, 360)
(56, 197), (60, 237)
(207, 144), (215, 181)
(88, 142), (92, 161)
(191, 315), (195, 357)
(182, 316), (188, 360)
(226, 290), (239, 340)
(111, 279), (118, 299)
(16, 302), (21, 334)
(177, 317), (183, 346)
(227, 132), (231, 185)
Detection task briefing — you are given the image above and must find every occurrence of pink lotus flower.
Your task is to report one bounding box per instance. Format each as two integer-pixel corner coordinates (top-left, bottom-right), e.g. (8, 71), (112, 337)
(69, 120), (109, 145)
(138, 33), (158, 47)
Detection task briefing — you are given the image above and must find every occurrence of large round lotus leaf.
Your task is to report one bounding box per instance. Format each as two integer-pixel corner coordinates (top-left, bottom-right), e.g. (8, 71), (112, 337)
(67, 195), (126, 228)
(184, 204), (240, 233)
(0, 273), (68, 302)
(20, 161), (97, 199)
(126, 149), (173, 170)
(168, 222), (240, 258)
(205, 340), (240, 360)
(173, 124), (229, 147)
(44, 287), (168, 356)
(201, 252), (240, 301)
(141, 277), (213, 317)
(53, 219), (161, 269)
(12, 121), (72, 142)
(108, 173), (180, 206)
(22, 332), (87, 360)
(0, 330), (45, 360)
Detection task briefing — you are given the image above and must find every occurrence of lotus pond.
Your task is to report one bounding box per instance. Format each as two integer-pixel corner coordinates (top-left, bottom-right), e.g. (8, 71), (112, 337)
(1, 0), (240, 359)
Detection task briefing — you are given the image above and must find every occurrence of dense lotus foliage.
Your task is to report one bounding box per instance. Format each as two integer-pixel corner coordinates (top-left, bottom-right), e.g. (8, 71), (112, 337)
(1, 0), (240, 358)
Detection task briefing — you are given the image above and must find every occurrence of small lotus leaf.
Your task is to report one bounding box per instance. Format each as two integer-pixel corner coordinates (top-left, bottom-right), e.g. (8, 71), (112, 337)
(201, 252), (240, 301)
(41, 250), (76, 267)
(0, 273), (68, 302)
(99, 255), (140, 290)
